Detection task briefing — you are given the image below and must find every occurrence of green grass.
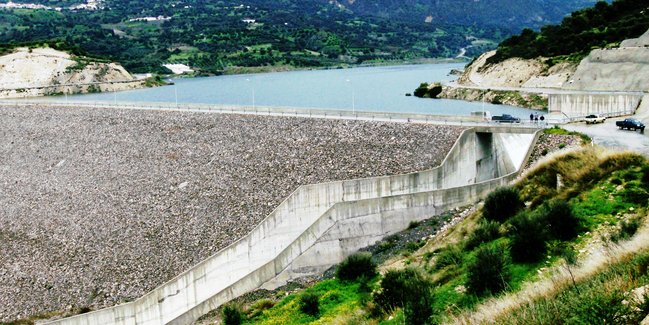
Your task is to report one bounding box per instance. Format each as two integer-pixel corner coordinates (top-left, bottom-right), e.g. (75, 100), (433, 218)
(244, 279), (371, 324)
(544, 126), (591, 143)
(496, 250), (649, 324)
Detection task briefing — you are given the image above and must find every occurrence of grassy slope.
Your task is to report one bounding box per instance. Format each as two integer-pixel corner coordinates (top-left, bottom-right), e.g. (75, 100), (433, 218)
(206, 136), (649, 324)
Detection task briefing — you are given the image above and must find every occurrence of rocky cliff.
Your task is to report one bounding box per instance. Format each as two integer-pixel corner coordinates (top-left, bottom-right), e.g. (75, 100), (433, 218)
(0, 47), (148, 98)
(456, 50), (577, 89)
(454, 28), (649, 93)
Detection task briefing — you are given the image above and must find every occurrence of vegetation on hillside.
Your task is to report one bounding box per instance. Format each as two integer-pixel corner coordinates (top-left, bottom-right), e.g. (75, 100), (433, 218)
(0, 0), (507, 74)
(205, 146), (648, 324)
(0, 0), (601, 74)
(338, 0), (597, 32)
(488, 0), (649, 64)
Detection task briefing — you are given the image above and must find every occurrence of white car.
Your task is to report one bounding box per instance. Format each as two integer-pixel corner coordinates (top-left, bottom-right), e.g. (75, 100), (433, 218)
(585, 114), (606, 124)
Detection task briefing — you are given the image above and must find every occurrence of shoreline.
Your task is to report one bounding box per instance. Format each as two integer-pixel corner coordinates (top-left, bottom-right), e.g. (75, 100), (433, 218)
(167, 57), (470, 79)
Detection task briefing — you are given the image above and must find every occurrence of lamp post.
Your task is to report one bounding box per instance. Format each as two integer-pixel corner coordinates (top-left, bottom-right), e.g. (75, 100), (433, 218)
(174, 82), (178, 107)
(246, 78), (255, 110)
(346, 79), (355, 115)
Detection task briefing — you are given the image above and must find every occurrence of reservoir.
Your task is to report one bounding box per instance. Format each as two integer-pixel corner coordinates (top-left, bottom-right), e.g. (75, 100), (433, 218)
(50, 63), (539, 117)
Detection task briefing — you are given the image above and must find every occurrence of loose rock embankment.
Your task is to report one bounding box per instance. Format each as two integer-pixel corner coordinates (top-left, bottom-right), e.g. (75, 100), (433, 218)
(439, 86), (549, 110)
(0, 106), (464, 322)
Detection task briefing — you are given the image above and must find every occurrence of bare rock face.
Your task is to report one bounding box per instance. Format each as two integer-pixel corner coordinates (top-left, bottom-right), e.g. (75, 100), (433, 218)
(0, 47), (143, 98)
(456, 50), (576, 89)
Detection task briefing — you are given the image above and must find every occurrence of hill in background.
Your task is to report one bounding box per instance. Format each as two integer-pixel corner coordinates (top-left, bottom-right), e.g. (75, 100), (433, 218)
(0, 0), (599, 74)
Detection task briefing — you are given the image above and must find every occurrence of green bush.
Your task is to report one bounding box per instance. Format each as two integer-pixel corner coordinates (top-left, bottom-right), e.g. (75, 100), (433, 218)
(414, 83), (430, 98)
(373, 267), (433, 324)
(299, 291), (320, 317)
(336, 252), (377, 282)
(222, 304), (244, 325)
(466, 242), (511, 296)
(465, 220), (501, 250)
(482, 186), (524, 222)
(541, 200), (580, 241)
(433, 244), (463, 270)
(509, 211), (549, 263)
(621, 181), (649, 205)
(611, 218), (641, 243)
(248, 299), (275, 318)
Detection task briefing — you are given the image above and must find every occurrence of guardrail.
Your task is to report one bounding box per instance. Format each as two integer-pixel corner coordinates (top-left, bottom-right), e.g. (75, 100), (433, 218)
(0, 100), (545, 129)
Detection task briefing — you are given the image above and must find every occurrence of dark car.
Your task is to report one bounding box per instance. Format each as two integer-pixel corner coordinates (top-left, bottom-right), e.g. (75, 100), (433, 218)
(492, 114), (521, 123)
(616, 118), (645, 132)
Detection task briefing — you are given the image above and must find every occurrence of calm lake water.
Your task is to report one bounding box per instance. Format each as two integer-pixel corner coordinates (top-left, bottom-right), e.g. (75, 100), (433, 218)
(52, 63), (538, 117)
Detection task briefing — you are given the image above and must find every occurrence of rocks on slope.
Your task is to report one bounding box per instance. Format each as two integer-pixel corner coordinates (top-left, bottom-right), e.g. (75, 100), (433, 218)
(0, 48), (146, 98)
(457, 50), (577, 89)
(0, 106), (464, 322)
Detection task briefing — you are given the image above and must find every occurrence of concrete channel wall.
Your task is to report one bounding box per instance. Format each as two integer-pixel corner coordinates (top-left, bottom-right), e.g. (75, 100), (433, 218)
(41, 127), (539, 325)
(548, 93), (643, 118)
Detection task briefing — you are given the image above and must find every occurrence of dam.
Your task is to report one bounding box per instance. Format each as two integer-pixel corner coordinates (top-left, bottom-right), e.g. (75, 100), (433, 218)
(38, 122), (539, 325)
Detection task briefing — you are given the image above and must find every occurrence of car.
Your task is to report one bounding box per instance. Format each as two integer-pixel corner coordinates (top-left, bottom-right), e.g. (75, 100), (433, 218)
(585, 114), (606, 124)
(615, 118), (645, 132)
(491, 114), (521, 123)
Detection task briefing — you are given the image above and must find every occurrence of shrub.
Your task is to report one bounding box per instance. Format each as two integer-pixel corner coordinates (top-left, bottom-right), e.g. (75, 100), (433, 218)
(509, 211), (549, 263)
(414, 83), (430, 97)
(482, 186), (524, 222)
(611, 218), (641, 243)
(336, 252), (377, 282)
(248, 299), (275, 318)
(299, 291), (320, 317)
(465, 220), (501, 250)
(466, 242), (511, 296)
(374, 267), (433, 324)
(434, 244), (463, 270)
(405, 240), (425, 253)
(541, 200), (580, 241)
(621, 181), (649, 205)
(222, 304), (244, 325)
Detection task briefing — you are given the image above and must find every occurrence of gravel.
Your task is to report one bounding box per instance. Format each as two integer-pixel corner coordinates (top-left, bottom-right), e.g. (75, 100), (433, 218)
(525, 132), (583, 169)
(0, 106), (464, 321)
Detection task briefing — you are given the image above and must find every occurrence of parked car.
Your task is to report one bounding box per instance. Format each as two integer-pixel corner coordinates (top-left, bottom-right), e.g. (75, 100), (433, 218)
(615, 118), (645, 132)
(584, 114), (606, 124)
(492, 114), (521, 123)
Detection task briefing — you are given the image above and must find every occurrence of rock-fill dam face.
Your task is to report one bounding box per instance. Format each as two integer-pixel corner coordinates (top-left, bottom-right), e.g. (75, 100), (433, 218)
(41, 126), (539, 325)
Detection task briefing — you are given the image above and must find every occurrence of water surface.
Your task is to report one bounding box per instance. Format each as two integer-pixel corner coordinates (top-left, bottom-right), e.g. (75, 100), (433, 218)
(49, 64), (539, 117)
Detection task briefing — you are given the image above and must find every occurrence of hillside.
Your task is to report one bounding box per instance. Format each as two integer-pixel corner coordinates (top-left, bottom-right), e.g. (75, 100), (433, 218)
(327, 0), (598, 31)
(424, 0), (649, 108)
(487, 0), (649, 64)
(0, 0), (597, 74)
(0, 47), (151, 98)
(193, 137), (649, 324)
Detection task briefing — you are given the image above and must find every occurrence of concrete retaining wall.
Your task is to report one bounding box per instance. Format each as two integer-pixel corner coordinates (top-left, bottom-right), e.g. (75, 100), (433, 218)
(548, 93), (643, 118)
(40, 126), (538, 325)
(564, 48), (649, 92)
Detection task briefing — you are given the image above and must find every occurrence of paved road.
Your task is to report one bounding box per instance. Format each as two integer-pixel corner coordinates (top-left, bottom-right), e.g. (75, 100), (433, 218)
(563, 105), (649, 156)
(444, 80), (644, 96)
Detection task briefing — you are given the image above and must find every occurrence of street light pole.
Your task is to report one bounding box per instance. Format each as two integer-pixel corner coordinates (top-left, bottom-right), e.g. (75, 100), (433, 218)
(246, 78), (255, 109)
(174, 83), (178, 107)
(346, 79), (355, 115)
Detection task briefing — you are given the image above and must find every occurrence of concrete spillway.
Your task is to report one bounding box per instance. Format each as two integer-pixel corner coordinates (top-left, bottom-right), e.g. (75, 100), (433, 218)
(41, 126), (539, 325)
(548, 93), (643, 118)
